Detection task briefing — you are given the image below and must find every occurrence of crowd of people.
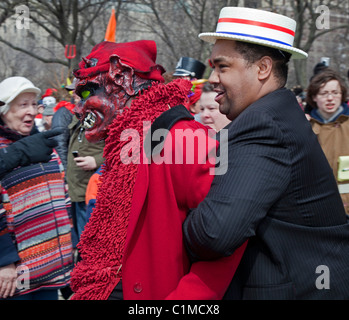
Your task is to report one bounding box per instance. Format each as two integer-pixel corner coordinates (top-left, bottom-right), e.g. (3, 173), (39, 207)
(0, 6), (349, 301)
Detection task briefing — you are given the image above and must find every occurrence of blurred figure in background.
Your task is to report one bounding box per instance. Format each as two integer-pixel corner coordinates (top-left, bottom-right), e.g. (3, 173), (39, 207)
(304, 62), (329, 115)
(66, 111), (105, 240)
(51, 79), (78, 172)
(34, 99), (45, 132)
(291, 85), (306, 110)
(41, 96), (56, 131)
(173, 56), (206, 80)
(199, 82), (231, 132)
(307, 68), (349, 215)
(173, 57), (207, 122)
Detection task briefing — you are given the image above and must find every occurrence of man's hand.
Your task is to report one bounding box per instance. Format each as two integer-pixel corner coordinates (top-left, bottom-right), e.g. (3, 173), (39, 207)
(74, 156), (97, 171)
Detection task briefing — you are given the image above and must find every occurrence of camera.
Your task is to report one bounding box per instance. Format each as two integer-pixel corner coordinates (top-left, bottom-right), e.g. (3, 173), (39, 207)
(72, 151), (79, 158)
(320, 57), (330, 67)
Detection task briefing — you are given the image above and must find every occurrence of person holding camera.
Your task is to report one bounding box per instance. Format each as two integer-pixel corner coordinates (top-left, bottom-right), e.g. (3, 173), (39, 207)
(66, 114), (105, 240)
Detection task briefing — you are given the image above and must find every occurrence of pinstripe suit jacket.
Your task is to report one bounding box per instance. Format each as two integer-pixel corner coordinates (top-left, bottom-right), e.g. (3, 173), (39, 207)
(183, 88), (349, 299)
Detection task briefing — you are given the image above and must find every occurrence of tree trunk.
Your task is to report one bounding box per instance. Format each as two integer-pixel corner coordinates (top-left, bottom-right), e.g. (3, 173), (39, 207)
(293, 59), (308, 88)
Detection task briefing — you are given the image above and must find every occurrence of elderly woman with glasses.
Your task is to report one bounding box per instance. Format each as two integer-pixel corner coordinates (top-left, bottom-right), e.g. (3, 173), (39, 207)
(0, 76), (75, 300)
(306, 68), (349, 215)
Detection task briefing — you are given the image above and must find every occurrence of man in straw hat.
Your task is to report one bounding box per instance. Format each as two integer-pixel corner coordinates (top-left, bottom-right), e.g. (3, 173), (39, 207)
(183, 7), (349, 299)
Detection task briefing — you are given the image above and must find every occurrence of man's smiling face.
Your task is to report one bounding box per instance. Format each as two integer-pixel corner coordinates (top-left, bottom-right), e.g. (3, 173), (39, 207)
(208, 40), (262, 121)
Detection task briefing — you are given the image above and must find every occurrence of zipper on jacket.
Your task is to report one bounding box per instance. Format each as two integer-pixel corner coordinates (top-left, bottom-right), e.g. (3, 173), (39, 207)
(78, 127), (84, 142)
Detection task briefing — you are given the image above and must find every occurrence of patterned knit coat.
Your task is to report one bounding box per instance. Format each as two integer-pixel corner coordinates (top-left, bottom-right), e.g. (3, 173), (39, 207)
(0, 125), (74, 297)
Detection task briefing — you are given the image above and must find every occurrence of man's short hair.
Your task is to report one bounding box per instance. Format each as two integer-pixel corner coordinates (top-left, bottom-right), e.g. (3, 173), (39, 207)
(234, 41), (291, 87)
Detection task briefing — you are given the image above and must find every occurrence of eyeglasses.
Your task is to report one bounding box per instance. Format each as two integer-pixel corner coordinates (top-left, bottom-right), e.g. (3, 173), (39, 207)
(317, 91), (342, 98)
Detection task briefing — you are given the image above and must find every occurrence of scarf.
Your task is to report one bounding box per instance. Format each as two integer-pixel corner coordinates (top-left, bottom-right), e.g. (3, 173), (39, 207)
(310, 103), (349, 123)
(70, 79), (191, 300)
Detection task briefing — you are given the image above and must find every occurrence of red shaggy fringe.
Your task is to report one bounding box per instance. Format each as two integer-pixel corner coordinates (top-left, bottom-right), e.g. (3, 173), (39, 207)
(70, 79), (192, 300)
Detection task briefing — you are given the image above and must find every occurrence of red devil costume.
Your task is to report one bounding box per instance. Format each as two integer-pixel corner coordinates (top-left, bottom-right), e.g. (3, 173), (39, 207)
(70, 40), (247, 300)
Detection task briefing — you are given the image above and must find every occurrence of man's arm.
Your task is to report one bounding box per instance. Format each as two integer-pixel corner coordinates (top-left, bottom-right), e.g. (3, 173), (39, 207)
(183, 110), (291, 261)
(165, 241), (248, 300)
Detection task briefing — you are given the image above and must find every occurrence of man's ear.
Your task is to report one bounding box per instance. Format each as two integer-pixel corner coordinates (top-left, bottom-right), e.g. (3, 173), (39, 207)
(256, 56), (273, 81)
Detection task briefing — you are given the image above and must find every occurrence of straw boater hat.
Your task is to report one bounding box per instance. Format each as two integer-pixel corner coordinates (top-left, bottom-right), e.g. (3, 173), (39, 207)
(199, 7), (308, 59)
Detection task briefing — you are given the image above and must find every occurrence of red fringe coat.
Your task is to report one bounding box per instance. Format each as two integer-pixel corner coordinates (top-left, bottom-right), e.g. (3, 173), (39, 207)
(71, 80), (247, 300)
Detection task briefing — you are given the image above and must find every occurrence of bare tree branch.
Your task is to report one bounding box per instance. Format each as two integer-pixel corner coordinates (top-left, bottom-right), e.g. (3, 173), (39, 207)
(0, 36), (68, 65)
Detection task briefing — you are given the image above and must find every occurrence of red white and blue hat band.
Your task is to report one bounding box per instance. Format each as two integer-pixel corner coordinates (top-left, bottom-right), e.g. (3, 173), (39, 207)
(199, 7), (308, 59)
(217, 17), (295, 47)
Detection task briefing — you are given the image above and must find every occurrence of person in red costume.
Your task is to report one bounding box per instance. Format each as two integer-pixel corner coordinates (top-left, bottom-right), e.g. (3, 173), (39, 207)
(70, 40), (247, 300)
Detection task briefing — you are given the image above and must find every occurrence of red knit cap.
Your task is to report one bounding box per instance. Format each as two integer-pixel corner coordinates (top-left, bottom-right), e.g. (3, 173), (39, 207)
(74, 40), (165, 82)
(42, 88), (57, 98)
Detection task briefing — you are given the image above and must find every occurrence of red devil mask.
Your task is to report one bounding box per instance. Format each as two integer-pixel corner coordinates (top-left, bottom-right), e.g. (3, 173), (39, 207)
(73, 40), (166, 142)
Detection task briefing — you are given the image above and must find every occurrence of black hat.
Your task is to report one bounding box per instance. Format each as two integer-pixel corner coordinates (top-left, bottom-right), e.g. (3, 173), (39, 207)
(173, 57), (206, 79)
(313, 62), (328, 75)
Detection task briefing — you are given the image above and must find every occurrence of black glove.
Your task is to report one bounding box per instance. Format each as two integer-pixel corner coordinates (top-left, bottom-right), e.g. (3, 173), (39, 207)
(0, 128), (63, 172)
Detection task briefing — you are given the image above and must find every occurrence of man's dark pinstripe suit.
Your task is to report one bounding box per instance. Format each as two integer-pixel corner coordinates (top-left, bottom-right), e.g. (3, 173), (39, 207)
(183, 88), (349, 299)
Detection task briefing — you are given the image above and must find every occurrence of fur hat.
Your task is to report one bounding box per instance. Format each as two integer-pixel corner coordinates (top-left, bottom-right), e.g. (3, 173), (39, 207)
(0, 76), (41, 115)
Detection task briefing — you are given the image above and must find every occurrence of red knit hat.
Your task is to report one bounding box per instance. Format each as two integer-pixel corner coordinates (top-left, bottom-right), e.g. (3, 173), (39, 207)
(42, 88), (57, 98)
(74, 40), (165, 82)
